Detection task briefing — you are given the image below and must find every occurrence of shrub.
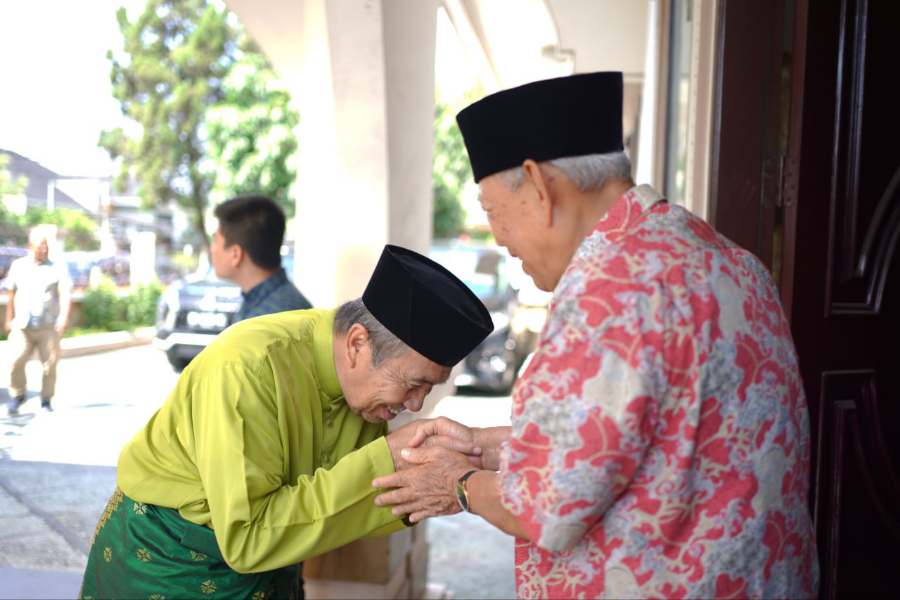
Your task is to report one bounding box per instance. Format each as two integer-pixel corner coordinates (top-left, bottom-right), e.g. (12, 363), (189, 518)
(80, 279), (126, 330)
(124, 282), (162, 326)
(79, 278), (163, 331)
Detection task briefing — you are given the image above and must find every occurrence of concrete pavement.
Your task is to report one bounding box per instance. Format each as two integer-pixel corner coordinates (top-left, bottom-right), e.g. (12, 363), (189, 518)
(0, 461), (115, 599)
(1, 338), (516, 599)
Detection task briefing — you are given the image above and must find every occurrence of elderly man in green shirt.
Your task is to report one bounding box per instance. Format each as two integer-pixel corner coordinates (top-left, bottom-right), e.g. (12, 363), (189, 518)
(80, 245), (493, 599)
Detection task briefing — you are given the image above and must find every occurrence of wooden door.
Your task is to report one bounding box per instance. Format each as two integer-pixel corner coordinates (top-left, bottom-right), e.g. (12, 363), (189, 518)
(781, 0), (900, 596)
(712, 0), (900, 595)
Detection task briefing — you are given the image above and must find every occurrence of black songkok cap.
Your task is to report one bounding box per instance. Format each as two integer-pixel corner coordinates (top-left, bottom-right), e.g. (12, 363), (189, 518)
(456, 72), (624, 182)
(362, 245), (493, 367)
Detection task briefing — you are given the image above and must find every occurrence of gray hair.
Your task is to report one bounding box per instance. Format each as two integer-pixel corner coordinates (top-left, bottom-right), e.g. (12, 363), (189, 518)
(333, 298), (407, 367)
(498, 151), (632, 192)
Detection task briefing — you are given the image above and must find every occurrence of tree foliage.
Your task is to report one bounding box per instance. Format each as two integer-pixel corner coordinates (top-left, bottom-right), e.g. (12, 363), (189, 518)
(206, 43), (299, 218)
(0, 207), (101, 250)
(432, 101), (470, 239)
(101, 0), (237, 252)
(2, 157), (98, 249)
(100, 0), (298, 251)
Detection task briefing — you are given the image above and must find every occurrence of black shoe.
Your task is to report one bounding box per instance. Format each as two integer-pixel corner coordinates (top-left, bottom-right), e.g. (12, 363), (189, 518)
(40, 398), (53, 412)
(8, 396), (25, 416)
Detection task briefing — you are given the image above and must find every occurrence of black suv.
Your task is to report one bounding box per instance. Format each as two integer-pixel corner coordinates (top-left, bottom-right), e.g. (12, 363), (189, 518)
(154, 268), (242, 370)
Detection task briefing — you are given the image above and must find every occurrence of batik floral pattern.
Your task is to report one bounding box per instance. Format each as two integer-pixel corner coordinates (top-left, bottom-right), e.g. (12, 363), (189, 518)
(500, 185), (818, 599)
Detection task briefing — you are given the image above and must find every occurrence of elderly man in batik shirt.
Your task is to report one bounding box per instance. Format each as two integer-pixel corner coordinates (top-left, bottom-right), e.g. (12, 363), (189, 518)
(374, 72), (819, 598)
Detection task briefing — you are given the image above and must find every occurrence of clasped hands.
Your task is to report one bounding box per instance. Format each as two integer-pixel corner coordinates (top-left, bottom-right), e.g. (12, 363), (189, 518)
(376, 417), (485, 524)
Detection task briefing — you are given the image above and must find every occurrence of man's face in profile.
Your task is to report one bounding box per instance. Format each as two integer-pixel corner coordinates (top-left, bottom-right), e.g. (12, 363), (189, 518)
(343, 342), (450, 424)
(210, 228), (236, 280)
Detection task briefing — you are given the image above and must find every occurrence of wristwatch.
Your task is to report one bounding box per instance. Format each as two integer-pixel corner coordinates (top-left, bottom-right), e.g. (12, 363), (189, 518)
(455, 469), (479, 513)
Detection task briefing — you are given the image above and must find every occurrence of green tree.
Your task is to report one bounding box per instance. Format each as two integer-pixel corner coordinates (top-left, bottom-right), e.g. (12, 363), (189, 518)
(432, 101), (470, 239)
(19, 207), (100, 251)
(206, 41), (299, 217)
(0, 156), (100, 248)
(100, 0), (239, 252)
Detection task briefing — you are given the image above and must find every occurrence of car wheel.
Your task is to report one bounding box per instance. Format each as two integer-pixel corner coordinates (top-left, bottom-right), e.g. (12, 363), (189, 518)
(166, 351), (190, 372)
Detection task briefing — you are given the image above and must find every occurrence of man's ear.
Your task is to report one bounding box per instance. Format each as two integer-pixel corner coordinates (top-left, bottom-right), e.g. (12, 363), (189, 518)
(229, 243), (245, 268)
(521, 159), (554, 226)
(345, 323), (370, 369)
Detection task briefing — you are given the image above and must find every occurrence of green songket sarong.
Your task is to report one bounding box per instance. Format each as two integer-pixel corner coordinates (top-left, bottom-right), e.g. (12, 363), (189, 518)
(80, 489), (301, 600)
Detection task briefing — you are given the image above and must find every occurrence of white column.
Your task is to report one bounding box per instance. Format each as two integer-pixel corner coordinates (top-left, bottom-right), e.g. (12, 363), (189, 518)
(129, 231), (157, 286)
(290, 0), (437, 308)
(383, 0), (437, 255)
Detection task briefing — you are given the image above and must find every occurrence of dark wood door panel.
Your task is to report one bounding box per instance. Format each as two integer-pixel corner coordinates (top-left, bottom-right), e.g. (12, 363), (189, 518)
(707, 0), (899, 592)
(814, 371), (900, 598)
(826, 0), (900, 313)
(779, 0), (900, 596)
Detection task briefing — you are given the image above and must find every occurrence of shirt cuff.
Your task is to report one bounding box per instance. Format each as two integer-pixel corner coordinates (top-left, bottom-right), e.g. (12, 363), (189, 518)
(366, 436), (396, 477)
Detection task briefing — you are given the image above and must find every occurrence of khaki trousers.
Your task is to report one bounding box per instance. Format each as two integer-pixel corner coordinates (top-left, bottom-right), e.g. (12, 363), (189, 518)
(8, 326), (61, 399)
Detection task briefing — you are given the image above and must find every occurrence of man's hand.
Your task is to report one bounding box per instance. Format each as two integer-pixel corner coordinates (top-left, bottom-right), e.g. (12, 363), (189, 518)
(54, 322), (66, 336)
(408, 424), (510, 471)
(471, 426), (510, 471)
(373, 446), (475, 523)
(385, 417), (482, 470)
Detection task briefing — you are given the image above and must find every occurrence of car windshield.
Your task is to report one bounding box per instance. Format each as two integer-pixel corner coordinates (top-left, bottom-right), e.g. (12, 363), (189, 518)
(429, 245), (501, 300)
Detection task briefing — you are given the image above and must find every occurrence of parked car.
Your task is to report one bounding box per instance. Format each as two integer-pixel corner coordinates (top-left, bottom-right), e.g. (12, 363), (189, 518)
(154, 268), (243, 370)
(64, 250), (102, 289)
(96, 254), (131, 286)
(429, 241), (546, 394)
(154, 250), (296, 371)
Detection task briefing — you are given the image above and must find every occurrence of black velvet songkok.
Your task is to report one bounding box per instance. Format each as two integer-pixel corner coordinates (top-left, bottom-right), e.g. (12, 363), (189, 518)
(456, 72), (624, 182)
(362, 245), (493, 367)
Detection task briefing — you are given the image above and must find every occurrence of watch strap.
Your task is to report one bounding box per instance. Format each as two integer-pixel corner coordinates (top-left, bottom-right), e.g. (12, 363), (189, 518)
(455, 469), (479, 513)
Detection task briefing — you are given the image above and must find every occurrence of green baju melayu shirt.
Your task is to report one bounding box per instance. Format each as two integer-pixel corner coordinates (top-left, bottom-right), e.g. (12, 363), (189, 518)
(81, 309), (405, 598)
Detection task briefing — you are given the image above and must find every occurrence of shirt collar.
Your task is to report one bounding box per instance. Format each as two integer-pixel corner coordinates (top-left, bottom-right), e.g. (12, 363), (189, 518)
(242, 268), (288, 305)
(574, 183), (666, 260)
(312, 308), (343, 402)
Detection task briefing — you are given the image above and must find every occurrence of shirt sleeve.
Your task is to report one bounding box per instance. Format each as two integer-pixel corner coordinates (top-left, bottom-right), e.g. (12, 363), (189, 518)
(5, 259), (20, 290)
(191, 362), (404, 573)
(499, 278), (667, 552)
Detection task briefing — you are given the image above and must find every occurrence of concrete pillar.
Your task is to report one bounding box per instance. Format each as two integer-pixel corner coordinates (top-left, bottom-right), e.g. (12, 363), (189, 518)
(292, 0), (437, 308)
(129, 231), (157, 286)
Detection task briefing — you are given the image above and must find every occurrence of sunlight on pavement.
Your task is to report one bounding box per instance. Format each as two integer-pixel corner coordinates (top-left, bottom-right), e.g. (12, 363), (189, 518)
(1, 346), (178, 466)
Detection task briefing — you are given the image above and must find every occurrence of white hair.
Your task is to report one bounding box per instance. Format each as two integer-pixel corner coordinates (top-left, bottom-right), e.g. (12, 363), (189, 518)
(498, 151), (632, 192)
(28, 224), (56, 246)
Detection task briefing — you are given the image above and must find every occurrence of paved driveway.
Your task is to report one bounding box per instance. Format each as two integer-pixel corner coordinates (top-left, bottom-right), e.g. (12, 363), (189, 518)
(1, 344), (515, 598)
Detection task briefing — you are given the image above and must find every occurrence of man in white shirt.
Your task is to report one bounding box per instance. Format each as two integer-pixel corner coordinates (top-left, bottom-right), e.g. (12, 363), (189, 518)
(4, 226), (72, 414)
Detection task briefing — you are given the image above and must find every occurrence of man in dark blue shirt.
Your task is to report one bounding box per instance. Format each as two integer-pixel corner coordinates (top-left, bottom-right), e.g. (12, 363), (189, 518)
(211, 195), (312, 322)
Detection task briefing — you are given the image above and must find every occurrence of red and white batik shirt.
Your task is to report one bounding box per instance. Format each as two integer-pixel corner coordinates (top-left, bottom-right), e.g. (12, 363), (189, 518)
(500, 184), (818, 599)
